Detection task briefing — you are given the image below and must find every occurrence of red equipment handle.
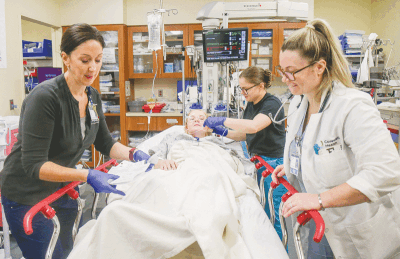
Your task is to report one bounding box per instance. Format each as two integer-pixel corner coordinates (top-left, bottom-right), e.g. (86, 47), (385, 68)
(23, 159), (118, 235)
(250, 155), (325, 243)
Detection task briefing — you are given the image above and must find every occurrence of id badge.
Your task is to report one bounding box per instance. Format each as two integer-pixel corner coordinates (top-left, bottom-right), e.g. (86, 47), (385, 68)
(89, 104), (99, 124)
(290, 155), (300, 176)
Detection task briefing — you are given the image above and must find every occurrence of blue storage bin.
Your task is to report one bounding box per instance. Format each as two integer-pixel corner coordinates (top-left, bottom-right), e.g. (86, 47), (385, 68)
(252, 30), (272, 38)
(22, 39), (52, 58)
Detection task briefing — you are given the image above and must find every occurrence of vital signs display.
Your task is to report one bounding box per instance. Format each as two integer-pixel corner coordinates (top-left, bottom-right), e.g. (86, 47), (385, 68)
(202, 28), (248, 62)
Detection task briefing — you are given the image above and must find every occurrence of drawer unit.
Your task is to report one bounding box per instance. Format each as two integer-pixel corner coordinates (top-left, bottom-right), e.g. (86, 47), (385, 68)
(126, 116), (157, 131)
(156, 117), (183, 131)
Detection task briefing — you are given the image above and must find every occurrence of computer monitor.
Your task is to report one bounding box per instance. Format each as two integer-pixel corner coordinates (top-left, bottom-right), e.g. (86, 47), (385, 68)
(202, 27), (248, 63)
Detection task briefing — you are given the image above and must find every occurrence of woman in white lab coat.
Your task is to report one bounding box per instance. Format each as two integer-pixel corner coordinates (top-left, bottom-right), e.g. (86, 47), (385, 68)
(272, 18), (400, 258)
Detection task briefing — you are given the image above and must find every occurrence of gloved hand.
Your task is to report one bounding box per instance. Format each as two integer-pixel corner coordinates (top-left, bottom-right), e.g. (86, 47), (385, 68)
(131, 150), (155, 172)
(87, 170), (125, 196)
(132, 150), (151, 162)
(203, 117), (226, 129)
(213, 125), (228, 136)
(145, 164), (154, 172)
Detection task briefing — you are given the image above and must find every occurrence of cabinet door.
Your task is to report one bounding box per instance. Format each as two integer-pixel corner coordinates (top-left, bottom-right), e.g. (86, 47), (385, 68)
(128, 26), (157, 79)
(230, 22), (278, 74)
(188, 24), (204, 79)
(159, 24), (189, 78)
(126, 116), (157, 131)
(156, 116), (183, 131)
(277, 22), (306, 72)
(93, 25), (128, 146)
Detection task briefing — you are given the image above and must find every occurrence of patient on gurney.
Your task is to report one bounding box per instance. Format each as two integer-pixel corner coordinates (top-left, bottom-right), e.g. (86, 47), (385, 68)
(68, 110), (288, 259)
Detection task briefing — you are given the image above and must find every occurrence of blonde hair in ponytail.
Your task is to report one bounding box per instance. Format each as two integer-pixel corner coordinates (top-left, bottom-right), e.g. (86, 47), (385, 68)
(281, 19), (353, 97)
(239, 66), (273, 90)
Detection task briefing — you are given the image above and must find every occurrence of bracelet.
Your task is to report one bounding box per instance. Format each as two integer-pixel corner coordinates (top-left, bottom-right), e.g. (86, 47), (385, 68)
(318, 194), (325, 211)
(129, 148), (136, 161)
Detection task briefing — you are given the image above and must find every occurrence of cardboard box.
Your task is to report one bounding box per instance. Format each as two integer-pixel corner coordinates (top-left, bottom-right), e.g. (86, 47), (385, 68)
(259, 46), (270, 55)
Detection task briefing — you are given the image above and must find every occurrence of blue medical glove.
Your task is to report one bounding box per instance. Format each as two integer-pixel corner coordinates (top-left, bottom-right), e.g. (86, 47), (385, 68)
(213, 125), (228, 136)
(145, 164), (154, 172)
(132, 150), (150, 162)
(87, 170), (125, 196)
(203, 117), (226, 129)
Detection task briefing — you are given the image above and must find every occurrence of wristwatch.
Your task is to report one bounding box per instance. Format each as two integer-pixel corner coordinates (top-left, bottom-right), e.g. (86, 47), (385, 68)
(318, 194), (325, 211)
(129, 148), (136, 161)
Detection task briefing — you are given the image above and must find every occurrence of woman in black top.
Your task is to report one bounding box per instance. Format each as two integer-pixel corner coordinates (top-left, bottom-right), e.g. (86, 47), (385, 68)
(0, 23), (136, 259)
(203, 66), (287, 240)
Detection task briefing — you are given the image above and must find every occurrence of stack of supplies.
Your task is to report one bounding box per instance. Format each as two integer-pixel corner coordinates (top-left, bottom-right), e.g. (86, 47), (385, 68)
(99, 74), (113, 93)
(338, 30), (365, 56)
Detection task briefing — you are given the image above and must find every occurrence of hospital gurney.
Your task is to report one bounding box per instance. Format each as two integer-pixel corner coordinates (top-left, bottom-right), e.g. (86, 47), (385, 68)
(251, 155), (325, 259)
(23, 159), (119, 259)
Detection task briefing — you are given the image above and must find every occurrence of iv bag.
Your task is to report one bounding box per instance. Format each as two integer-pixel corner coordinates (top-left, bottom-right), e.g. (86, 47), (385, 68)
(147, 13), (162, 51)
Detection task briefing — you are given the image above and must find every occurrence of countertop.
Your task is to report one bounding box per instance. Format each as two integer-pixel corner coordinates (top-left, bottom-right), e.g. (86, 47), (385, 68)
(126, 112), (183, 117)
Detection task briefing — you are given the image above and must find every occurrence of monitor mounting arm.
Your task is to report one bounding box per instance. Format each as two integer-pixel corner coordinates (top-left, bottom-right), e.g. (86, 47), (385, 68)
(197, 1), (309, 29)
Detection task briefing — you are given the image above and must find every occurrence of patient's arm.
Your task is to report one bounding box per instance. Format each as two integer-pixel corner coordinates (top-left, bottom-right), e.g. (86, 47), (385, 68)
(154, 159), (178, 171)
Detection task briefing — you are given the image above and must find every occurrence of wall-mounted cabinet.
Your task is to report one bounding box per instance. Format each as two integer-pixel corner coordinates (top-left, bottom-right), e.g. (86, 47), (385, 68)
(128, 24), (194, 80)
(128, 26), (157, 79)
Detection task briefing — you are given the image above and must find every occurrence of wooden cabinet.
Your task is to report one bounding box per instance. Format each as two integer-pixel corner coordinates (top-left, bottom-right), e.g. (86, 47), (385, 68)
(160, 24), (189, 78)
(126, 116), (183, 132)
(92, 25), (129, 147)
(128, 25), (157, 79)
(156, 116), (183, 131)
(229, 22), (278, 75)
(126, 116), (157, 131)
(128, 24), (191, 79)
(277, 22), (307, 51)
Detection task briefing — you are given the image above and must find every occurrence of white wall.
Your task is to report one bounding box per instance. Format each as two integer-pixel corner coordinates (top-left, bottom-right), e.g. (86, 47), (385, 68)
(314, 0), (371, 36)
(0, 0), (61, 116)
(371, 0), (400, 67)
(126, 0), (314, 25)
(21, 19), (52, 42)
(58, 0), (125, 26)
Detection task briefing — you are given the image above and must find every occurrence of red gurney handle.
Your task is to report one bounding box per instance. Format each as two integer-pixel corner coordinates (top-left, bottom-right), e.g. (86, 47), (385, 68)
(250, 155), (325, 243)
(23, 159), (118, 235)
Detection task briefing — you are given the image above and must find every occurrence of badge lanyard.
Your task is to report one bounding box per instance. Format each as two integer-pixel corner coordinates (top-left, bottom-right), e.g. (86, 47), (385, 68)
(86, 86), (99, 124)
(290, 111), (306, 176)
(289, 87), (332, 176)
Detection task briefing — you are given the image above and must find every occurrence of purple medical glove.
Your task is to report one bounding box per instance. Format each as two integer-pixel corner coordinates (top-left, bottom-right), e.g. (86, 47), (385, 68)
(87, 170), (125, 196)
(203, 117), (226, 129)
(132, 150), (150, 162)
(213, 125), (229, 136)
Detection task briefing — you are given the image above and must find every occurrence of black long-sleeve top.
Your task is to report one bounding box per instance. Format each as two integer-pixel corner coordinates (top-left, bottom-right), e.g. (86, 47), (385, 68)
(1, 74), (116, 205)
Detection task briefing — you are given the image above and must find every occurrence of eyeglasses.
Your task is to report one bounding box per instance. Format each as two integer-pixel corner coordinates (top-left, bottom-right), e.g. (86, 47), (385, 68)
(187, 115), (206, 122)
(275, 61), (317, 81)
(238, 83), (259, 95)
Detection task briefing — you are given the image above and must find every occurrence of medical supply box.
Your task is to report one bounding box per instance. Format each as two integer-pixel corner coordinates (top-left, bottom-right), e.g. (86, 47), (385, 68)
(22, 39), (52, 58)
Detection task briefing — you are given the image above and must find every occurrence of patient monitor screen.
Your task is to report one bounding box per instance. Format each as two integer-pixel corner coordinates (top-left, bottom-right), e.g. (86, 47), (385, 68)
(203, 28), (248, 62)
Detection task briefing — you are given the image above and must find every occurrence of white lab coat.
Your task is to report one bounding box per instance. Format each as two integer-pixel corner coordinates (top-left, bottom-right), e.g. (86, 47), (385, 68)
(284, 82), (400, 259)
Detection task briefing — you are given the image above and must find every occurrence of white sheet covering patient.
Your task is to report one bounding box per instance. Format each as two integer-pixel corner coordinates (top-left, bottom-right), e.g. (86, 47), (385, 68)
(68, 110), (288, 259)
